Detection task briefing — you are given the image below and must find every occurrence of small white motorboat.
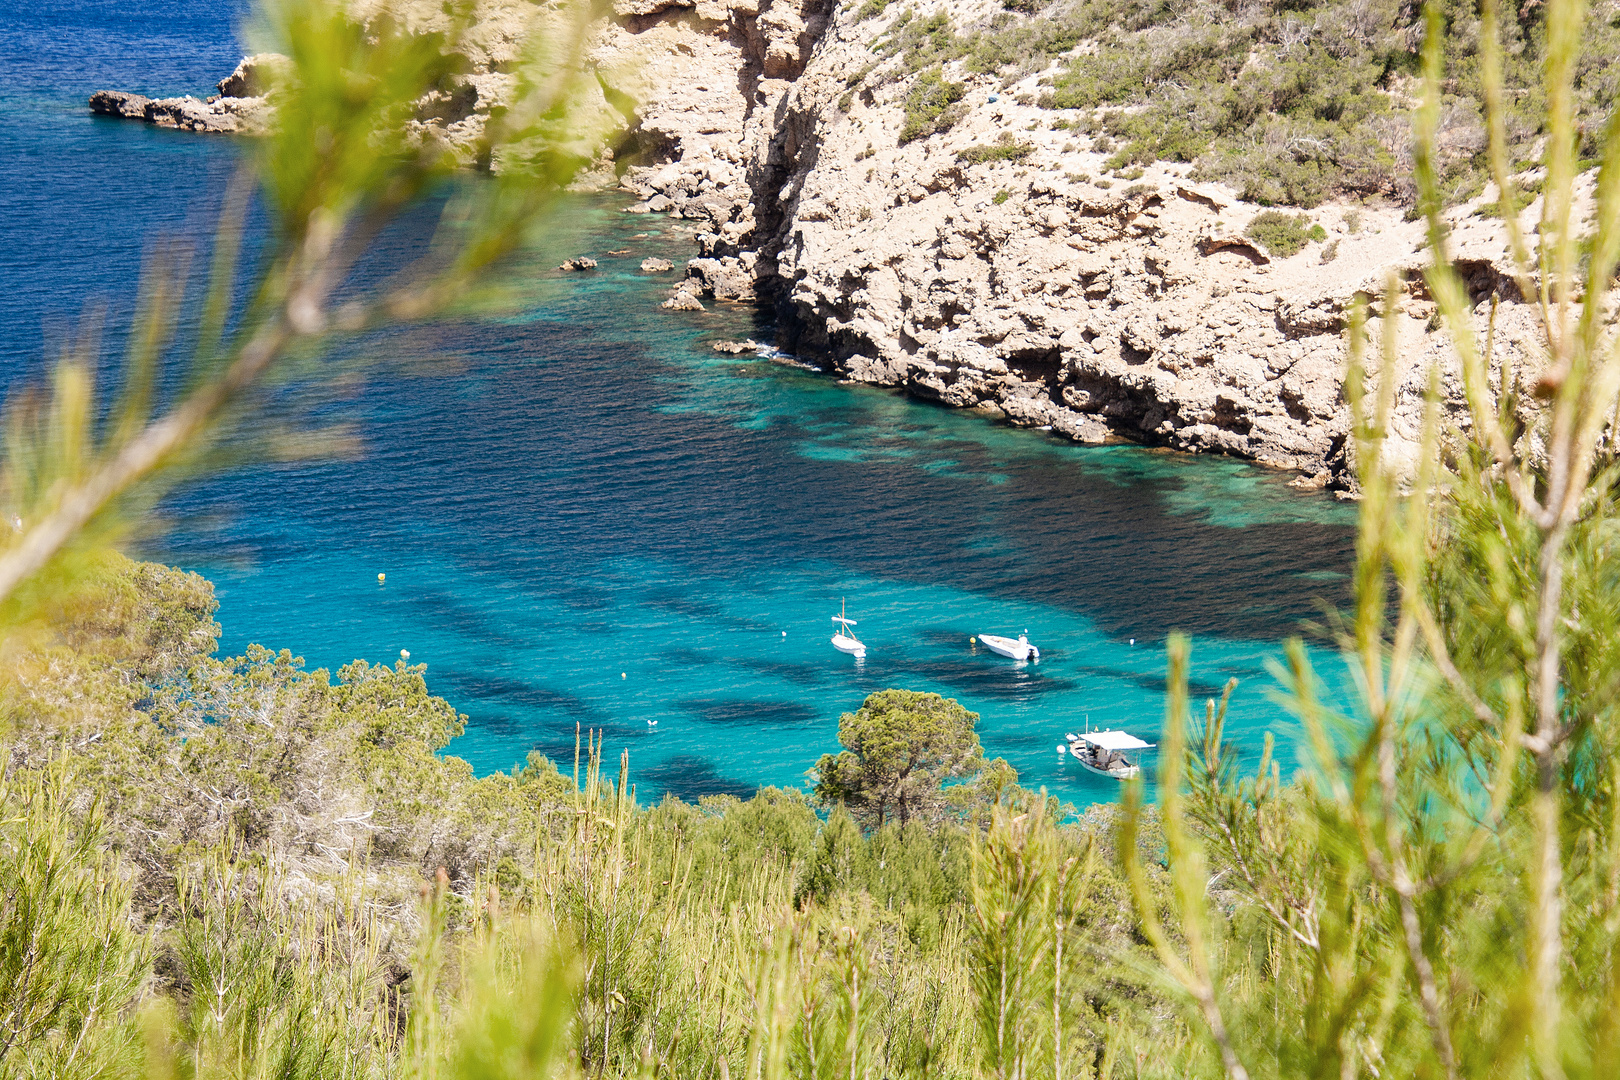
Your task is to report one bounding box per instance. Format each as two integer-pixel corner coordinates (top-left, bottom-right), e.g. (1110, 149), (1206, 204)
(831, 599), (866, 658)
(977, 631), (1040, 661)
(1066, 728), (1155, 779)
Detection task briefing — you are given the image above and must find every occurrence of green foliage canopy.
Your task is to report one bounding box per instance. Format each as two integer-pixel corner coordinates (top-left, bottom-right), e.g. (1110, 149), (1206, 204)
(0, 549), (1179, 1079)
(813, 689), (987, 828)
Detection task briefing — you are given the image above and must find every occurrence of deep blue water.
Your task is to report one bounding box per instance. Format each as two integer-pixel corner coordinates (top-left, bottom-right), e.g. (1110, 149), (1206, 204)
(0, 0), (1358, 807)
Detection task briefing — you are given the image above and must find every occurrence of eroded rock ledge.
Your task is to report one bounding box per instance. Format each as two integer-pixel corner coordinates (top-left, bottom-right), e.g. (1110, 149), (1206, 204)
(90, 55), (283, 133)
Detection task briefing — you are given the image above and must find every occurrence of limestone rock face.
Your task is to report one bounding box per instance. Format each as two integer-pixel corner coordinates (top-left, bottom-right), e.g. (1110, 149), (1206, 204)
(592, 0), (838, 273)
(217, 54), (289, 98)
(88, 90), (150, 119)
(617, 0), (1551, 489)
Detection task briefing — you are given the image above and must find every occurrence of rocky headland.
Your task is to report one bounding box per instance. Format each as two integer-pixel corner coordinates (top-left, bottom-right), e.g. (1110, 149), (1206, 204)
(91, 0), (1556, 489)
(90, 55), (283, 132)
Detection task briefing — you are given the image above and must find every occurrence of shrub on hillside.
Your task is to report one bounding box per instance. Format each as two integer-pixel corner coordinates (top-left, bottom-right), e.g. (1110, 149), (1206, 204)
(956, 133), (1034, 163)
(884, 10), (962, 72)
(900, 66), (967, 143)
(1245, 210), (1319, 258)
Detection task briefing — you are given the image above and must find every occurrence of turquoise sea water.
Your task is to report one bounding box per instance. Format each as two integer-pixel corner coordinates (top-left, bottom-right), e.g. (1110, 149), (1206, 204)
(0, 0), (1358, 807)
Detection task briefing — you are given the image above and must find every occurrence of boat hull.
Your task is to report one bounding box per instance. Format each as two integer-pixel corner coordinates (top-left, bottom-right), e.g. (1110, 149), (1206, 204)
(831, 634), (866, 657)
(1069, 744), (1140, 779)
(978, 634), (1035, 660)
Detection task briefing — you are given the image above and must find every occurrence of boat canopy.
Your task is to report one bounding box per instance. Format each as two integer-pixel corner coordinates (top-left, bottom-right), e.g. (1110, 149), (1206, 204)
(1078, 730), (1155, 751)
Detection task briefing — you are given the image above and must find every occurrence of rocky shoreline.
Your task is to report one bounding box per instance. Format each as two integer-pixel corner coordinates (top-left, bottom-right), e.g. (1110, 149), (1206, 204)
(90, 55), (279, 133)
(90, 0), (1546, 489)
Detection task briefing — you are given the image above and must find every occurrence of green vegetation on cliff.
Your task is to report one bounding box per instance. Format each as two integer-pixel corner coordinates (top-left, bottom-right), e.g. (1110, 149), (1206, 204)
(899, 64), (968, 142)
(1244, 210), (1327, 257)
(872, 0), (1618, 207)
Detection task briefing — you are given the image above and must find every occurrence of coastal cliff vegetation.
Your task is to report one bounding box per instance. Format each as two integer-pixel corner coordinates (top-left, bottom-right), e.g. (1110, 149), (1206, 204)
(7, 0), (1620, 1075)
(872, 0), (1618, 207)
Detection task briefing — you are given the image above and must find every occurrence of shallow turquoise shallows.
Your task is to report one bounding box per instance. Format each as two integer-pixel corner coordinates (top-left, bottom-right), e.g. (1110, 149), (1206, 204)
(0, 0), (1357, 808)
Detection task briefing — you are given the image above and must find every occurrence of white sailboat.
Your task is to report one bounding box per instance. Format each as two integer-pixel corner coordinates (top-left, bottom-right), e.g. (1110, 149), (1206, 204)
(977, 630), (1040, 661)
(831, 599), (866, 657)
(1066, 728), (1155, 779)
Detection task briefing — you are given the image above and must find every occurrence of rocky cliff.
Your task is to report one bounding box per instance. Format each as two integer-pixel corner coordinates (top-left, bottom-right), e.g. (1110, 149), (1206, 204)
(92, 0), (1551, 488)
(610, 0), (1546, 490)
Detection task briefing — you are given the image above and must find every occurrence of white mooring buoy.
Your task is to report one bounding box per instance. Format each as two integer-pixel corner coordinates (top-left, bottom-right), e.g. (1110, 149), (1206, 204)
(400, 649), (410, 660)
(377, 573), (386, 584)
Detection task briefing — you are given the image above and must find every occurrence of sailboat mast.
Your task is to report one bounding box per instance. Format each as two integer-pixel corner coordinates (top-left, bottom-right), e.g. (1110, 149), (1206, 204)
(834, 597), (859, 642)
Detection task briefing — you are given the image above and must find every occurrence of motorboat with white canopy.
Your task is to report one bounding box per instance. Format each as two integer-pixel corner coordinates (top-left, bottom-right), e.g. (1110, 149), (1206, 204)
(976, 631), (1039, 661)
(831, 599), (866, 658)
(1065, 728), (1155, 779)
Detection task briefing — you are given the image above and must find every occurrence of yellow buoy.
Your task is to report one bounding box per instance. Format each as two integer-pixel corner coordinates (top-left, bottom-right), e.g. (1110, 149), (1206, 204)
(377, 573), (386, 583)
(621, 672), (627, 679)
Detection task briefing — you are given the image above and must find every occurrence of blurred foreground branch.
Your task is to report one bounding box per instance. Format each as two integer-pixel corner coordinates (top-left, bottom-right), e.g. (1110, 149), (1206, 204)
(0, 0), (611, 629)
(1123, 0), (1620, 1074)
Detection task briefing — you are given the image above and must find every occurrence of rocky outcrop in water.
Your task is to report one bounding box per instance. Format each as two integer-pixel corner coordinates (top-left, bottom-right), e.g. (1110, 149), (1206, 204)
(89, 55), (281, 133)
(88, 91), (151, 120)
